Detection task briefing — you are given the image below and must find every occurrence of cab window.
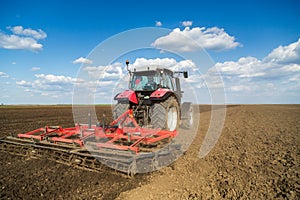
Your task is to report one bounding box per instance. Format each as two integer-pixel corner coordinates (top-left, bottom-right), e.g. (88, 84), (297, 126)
(165, 74), (174, 90)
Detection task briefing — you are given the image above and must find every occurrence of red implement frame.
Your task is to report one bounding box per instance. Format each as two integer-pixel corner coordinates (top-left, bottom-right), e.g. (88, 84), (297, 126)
(17, 110), (177, 154)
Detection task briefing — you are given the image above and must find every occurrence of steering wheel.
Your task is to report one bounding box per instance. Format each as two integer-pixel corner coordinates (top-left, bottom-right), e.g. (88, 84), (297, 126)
(143, 82), (157, 90)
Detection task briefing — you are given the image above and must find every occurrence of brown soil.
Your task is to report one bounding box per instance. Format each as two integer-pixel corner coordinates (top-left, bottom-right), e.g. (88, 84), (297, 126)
(0, 105), (299, 199)
(0, 106), (146, 200)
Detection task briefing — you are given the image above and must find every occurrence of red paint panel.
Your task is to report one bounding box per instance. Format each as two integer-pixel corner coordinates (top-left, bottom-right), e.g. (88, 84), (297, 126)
(150, 88), (171, 98)
(115, 90), (138, 104)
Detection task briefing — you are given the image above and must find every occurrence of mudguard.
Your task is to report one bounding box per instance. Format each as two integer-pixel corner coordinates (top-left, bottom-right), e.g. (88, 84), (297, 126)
(150, 88), (173, 100)
(114, 90), (138, 104)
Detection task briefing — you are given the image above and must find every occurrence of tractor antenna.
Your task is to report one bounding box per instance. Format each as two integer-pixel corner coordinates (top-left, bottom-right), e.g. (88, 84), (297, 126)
(126, 60), (131, 74)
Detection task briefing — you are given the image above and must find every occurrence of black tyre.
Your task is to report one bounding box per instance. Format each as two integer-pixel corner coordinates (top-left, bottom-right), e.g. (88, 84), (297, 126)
(113, 103), (129, 120)
(151, 96), (180, 131)
(181, 102), (193, 129)
(151, 103), (166, 129)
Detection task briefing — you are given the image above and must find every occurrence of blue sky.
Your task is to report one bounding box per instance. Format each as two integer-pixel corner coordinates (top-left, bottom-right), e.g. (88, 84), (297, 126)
(0, 0), (299, 104)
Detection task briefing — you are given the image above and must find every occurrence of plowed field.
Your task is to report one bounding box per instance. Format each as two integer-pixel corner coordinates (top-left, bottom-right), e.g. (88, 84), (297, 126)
(0, 105), (299, 199)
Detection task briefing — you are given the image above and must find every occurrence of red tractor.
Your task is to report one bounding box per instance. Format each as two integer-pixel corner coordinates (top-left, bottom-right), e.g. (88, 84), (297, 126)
(113, 60), (193, 131)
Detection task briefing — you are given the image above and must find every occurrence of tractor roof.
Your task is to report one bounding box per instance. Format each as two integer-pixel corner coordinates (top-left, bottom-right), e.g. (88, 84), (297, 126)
(132, 67), (174, 76)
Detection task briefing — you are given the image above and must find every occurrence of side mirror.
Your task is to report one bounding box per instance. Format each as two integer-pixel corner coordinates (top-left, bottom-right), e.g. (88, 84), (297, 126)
(183, 71), (188, 78)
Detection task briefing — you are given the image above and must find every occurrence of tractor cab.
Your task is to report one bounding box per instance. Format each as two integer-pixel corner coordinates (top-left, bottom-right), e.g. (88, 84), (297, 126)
(129, 68), (175, 92)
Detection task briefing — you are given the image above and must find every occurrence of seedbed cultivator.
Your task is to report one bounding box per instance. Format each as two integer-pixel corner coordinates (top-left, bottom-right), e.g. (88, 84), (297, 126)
(0, 109), (182, 176)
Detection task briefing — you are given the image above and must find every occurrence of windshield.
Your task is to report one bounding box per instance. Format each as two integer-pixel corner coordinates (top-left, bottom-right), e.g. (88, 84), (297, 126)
(130, 72), (160, 91)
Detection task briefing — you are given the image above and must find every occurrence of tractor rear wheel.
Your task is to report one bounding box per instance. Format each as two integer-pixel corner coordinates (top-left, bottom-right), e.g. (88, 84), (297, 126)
(165, 96), (180, 131)
(151, 96), (180, 131)
(150, 103), (166, 129)
(113, 103), (129, 120)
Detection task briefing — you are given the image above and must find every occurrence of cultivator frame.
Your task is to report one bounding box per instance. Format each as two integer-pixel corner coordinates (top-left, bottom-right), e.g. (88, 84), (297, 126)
(0, 109), (181, 176)
(15, 109), (177, 153)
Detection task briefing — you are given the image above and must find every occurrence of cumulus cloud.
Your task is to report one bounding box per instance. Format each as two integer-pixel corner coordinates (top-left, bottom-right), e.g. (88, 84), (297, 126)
(209, 38), (300, 97)
(215, 39), (300, 79)
(16, 80), (31, 87)
(132, 57), (197, 72)
(264, 38), (300, 64)
(215, 56), (267, 78)
(0, 33), (43, 51)
(0, 26), (46, 51)
(0, 72), (9, 78)
(182, 21), (193, 27)
(83, 62), (124, 80)
(155, 21), (162, 27)
(73, 57), (93, 64)
(34, 74), (76, 84)
(8, 26), (47, 39)
(16, 73), (77, 96)
(281, 64), (300, 72)
(152, 26), (240, 52)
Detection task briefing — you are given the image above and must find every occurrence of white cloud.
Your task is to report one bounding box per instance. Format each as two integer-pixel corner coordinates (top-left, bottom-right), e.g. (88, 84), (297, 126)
(288, 76), (300, 82)
(152, 26), (240, 52)
(182, 21), (193, 27)
(155, 21), (162, 27)
(0, 33), (43, 51)
(215, 56), (266, 78)
(0, 72), (9, 78)
(0, 26), (46, 51)
(215, 39), (300, 80)
(132, 58), (176, 69)
(16, 80), (31, 87)
(16, 74), (77, 97)
(34, 74), (76, 85)
(132, 57), (197, 72)
(12, 62), (16, 65)
(208, 38), (300, 100)
(71, 62), (127, 103)
(73, 57), (93, 64)
(229, 85), (254, 92)
(264, 38), (300, 64)
(83, 62), (125, 82)
(31, 67), (41, 71)
(8, 26), (47, 39)
(281, 64), (300, 72)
